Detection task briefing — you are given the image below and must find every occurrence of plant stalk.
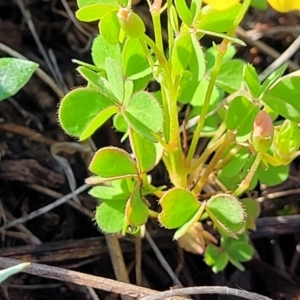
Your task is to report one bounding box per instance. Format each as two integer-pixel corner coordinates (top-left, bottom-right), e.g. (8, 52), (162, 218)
(192, 131), (232, 195)
(186, 0), (251, 166)
(233, 152), (262, 197)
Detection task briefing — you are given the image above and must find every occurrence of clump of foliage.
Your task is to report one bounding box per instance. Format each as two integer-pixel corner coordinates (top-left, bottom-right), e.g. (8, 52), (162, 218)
(58, 0), (300, 273)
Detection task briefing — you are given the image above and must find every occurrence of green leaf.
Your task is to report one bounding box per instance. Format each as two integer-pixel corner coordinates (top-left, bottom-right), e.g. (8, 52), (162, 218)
(196, 29), (246, 46)
(261, 64), (287, 94)
(236, 106), (260, 143)
(177, 71), (197, 104)
(83, 105), (119, 140)
(225, 96), (257, 130)
(222, 232), (249, 248)
(100, 12), (120, 44)
(77, 0), (118, 8)
(76, 66), (115, 100)
(89, 147), (138, 177)
(189, 78), (221, 108)
(89, 184), (130, 201)
(76, 3), (119, 21)
(215, 59), (245, 93)
(95, 200), (126, 233)
(225, 95), (260, 143)
(0, 58), (38, 102)
(170, 5), (179, 33)
(178, 73), (221, 106)
(0, 263), (30, 283)
(124, 80), (134, 104)
(171, 33), (193, 76)
(158, 188), (200, 229)
(124, 91), (163, 141)
(190, 0), (201, 21)
(125, 182), (148, 226)
(243, 64), (261, 98)
(105, 57), (124, 102)
(113, 113), (128, 133)
(221, 148), (250, 178)
(205, 44), (236, 70)
(91, 35), (121, 70)
(257, 164), (289, 186)
(174, 0), (192, 26)
(190, 34), (206, 81)
(122, 38), (149, 80)
(123, 113), (153, 142)
(204, 244), (229, 273)
(221, 234), (253, 271)
(206, 194), (245, 237)
(174, 203), (205, 240)
(226, 96), (253, 130)
(227, 242), (254, 262)
(241, 198), (260, 230)
(59, 88), (115, 139)
(262, 72), (300, 122)
(250, 0), (268, 10)
(218, 154), (258, 191)
(72, 59), (103, 71)
(197, 3), (241, 33)
(130, 129), (161, 173)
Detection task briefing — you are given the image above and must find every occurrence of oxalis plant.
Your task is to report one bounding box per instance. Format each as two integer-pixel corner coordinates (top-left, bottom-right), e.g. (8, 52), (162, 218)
(58, 0), (300, 273)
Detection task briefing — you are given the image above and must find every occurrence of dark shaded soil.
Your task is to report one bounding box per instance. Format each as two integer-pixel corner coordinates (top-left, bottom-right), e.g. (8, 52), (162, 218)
(1, 1), (300, 299)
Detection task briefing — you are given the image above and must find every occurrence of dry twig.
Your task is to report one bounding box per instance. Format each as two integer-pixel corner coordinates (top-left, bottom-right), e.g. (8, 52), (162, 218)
(0, 257), (185, 300)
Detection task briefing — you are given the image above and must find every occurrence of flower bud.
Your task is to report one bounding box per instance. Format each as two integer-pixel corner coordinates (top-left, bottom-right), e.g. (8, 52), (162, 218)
(250, 110), (274, 153)
(274, 120), (300, 158)
(117, 8), (145, 38)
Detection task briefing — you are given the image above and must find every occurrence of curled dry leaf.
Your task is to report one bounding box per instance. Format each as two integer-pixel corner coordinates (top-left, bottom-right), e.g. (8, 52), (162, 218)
(177, 222), (217, 255)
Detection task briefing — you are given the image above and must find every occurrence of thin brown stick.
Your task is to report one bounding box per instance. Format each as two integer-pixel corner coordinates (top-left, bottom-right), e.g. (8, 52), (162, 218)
(140, 286), (273, 300)
(0, 257), (185, 300)
(0, 184), (90, 230)
(15, 0), (63, 89)
(105, 235), (133, 300)
(135, 236), (142, 286)
(236, 26), (299, 71)
(3, 210), (41, 245)
(145, 231), (183, 287)
(257, 188), (300, 202)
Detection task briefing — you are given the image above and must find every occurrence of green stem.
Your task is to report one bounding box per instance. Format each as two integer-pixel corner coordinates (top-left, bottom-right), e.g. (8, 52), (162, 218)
(214, 144), (242, 173)
(151, 132), (172, 152)
(186, 50), (225, 166)
(233, 152), (262, 197)
(138, 38), (155, 68)
(141, 34), (166, 64)
(148, 209), (159, 218)
(185, 0), (251, 167)
(166, 75), (181, 146)
(167, 0), (174, 58)
(143, 2), (186, 187)
(189, 134), (225, 179)
(151, 11), (164, 53)
(192, 131), (232, 195)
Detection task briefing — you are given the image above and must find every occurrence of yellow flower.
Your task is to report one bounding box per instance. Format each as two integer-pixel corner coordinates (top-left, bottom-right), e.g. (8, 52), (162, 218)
(268, 0), (300, 12)
(203, 0), (239, 11)
(203, 0), (300, 12)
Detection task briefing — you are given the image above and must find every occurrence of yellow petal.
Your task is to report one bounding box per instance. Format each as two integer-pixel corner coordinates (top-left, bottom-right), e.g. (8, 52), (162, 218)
(267, 0), (300, 12)
(203, 0), (240, 11)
